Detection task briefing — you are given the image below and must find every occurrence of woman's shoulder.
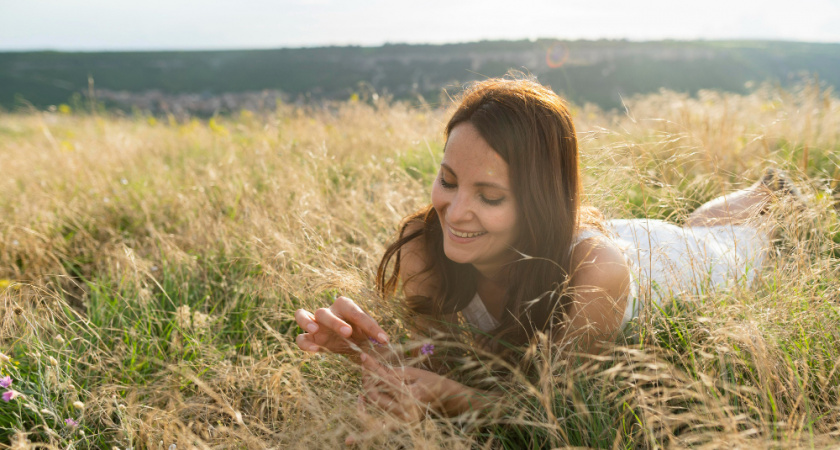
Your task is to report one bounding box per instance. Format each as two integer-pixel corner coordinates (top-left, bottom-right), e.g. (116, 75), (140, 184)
(565, 227), (631, 344)
(570, 227), (628, 282)
(568, 229), (630, 310)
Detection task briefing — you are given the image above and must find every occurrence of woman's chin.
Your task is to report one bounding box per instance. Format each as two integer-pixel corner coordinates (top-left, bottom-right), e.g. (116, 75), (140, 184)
(442, 246), (473, 265)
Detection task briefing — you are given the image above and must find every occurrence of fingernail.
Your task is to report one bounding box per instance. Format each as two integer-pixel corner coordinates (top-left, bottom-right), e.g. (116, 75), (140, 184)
(307, 324), (318, 333)
(340, 326), (352, 336)
(378, 333), (389, 343)
(308, 345), (319, 352)
(360, 353), (367, 362)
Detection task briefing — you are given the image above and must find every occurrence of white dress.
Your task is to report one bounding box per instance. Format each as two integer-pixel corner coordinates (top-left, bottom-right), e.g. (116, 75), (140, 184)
(461, 220), (771, 333)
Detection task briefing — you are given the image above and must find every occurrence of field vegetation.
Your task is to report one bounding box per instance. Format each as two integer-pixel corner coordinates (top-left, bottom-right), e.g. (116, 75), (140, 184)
(0, 80), (839, 448)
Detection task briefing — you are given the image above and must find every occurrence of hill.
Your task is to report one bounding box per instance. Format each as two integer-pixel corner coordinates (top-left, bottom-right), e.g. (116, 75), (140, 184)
(1, 39), (839, 112)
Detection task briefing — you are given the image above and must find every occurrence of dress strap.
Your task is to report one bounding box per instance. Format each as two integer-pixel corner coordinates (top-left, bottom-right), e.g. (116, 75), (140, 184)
(461, 293), (500, 333)
(571, 228), (604, 251)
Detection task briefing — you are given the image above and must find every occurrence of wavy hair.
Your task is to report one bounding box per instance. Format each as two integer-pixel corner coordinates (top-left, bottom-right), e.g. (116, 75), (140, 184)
(377, 76), (599, 349)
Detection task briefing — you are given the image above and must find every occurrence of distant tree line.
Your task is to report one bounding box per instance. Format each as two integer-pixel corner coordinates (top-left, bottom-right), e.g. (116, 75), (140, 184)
(1, 39), (838, 114)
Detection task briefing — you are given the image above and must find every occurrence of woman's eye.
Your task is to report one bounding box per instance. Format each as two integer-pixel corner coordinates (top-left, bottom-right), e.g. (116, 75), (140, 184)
(480, 195), (504, 206)
(439, 177), (456, 189)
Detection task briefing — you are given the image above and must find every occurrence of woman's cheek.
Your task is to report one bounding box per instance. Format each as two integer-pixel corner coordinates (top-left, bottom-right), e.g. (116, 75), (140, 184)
(430, 181), (446, 212)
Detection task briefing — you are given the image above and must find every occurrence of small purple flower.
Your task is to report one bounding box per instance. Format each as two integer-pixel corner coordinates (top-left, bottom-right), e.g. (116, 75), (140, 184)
(368, 337), (382, 347)
(65, 418), (79, 427)
(1, 390), (19, 402)
(0, 376), (10, 388)
(420, 343), (435, 356)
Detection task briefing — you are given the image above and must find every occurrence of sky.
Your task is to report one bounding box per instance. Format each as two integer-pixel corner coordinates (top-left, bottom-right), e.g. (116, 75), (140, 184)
(2, 0), (839, 51)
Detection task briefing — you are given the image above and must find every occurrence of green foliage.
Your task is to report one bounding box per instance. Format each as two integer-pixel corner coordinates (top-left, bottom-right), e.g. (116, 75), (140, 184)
(0, 85), (838, 447)
(3, 40), (840, 112)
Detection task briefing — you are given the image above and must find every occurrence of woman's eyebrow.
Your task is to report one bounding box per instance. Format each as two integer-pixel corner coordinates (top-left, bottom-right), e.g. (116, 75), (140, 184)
(440, 163), (510, 191)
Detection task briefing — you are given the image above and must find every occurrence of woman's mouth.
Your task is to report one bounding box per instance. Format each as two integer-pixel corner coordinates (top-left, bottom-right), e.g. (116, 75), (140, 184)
(448, 227), (487, 239)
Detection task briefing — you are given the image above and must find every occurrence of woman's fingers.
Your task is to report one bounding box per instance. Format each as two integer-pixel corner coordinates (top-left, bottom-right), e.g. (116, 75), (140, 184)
(359, 353), (394, 381)
(295, 333), (319, 353)
(363, 382), (405, 415)
(293, 309), (318, 333)
(333, 296), (390, 343)
(313, 306), (354, 338)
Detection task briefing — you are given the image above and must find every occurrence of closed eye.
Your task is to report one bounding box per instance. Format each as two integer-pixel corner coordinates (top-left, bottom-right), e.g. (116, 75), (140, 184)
(480, 195), (504, 206)
(439, 176), (456, 189)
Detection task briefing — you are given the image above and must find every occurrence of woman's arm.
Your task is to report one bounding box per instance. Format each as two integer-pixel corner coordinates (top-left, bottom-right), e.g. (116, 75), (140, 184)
(561, 235), (631, 352)
(359, 353), (502, 420)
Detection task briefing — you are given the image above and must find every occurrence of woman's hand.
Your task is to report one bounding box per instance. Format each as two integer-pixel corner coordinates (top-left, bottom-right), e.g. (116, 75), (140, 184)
(357, 353), (457, 422)
(346, 352), (503, 444)
(294, 296), (390, 355)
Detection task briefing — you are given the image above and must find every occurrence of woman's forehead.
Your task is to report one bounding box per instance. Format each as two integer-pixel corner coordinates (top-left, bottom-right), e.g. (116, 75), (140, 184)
(443, 123), (510, 185)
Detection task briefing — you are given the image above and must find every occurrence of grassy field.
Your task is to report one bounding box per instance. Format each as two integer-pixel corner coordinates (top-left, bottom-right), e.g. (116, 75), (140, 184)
(0, 81), (839, 449)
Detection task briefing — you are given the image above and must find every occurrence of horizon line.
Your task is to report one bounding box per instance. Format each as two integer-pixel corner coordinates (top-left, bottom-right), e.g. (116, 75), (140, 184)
(2, 36), (839, 54)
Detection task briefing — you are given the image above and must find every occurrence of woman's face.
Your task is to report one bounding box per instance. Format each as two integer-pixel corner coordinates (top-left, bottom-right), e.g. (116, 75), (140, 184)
(432, 122), (519, 277)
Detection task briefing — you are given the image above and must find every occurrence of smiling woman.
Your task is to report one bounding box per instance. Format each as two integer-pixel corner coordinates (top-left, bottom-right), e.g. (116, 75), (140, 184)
(377, 77), (612, 350)
(294, 75), (788, 427)
(433, 123), (519, 276)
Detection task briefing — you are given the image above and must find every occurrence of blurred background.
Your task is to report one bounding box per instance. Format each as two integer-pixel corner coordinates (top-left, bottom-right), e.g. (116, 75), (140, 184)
(2, 0), (839, 114)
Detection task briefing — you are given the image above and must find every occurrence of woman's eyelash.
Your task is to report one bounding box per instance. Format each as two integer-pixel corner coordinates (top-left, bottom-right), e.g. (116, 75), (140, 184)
(480, 196), (504, 206)
(440, 176), (504, 205)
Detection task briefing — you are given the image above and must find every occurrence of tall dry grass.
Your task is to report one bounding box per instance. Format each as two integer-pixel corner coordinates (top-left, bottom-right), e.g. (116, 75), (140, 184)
(0, 80), (838, 449)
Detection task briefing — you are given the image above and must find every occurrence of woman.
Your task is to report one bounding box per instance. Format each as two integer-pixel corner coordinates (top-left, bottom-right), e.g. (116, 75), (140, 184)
(293, 77), (797, 421)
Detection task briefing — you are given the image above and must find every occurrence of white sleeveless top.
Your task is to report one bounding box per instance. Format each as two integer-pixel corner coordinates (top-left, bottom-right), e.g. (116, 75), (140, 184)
(461, 220), (769, 334)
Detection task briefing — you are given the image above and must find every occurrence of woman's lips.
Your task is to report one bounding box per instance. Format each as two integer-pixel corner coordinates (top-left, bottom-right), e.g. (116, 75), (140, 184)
(447, 226), (487, 242)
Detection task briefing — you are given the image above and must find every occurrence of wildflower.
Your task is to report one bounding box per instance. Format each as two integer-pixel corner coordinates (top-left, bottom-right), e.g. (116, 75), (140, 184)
(420, 343), (435, 356)
(2, 390), (20, 402)
(0, 280), (9, 289)
(0, 353), (9, 364)
(368, 337), (383, 347)
(73, 401), (85, 409)
(55, 334), (66, 344)
(64, 418), (78, 427)
(0, 376), (10, 388)
(49, 356), (58, 366)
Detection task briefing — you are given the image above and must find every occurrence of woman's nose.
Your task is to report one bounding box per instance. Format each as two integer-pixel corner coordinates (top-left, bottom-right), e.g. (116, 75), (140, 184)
(446, 193), (473, 222)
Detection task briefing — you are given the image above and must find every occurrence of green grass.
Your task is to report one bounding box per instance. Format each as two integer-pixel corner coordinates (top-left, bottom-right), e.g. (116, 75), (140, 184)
(0, 82), (838, 448)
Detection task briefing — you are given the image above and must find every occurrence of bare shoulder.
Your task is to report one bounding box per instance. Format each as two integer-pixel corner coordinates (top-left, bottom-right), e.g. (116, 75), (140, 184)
(399, 219), (439, 299)
(569, 234), (630, 295)
(565, 233), (630, 344)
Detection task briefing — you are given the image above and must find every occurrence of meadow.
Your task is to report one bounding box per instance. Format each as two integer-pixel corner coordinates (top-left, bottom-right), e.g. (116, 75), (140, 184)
(0, 80), (839, 449)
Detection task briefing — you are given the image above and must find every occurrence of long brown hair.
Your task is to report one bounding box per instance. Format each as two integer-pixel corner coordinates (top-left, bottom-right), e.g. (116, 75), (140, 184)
(377, 77), (596, 348)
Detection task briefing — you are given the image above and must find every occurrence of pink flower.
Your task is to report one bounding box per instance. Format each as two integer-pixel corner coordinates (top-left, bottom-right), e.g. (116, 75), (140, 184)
(0, 376), (10, 388)
(420, 343), (435, 356)
(2, 390), (19, 402)
(65, 418), (79, 427)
